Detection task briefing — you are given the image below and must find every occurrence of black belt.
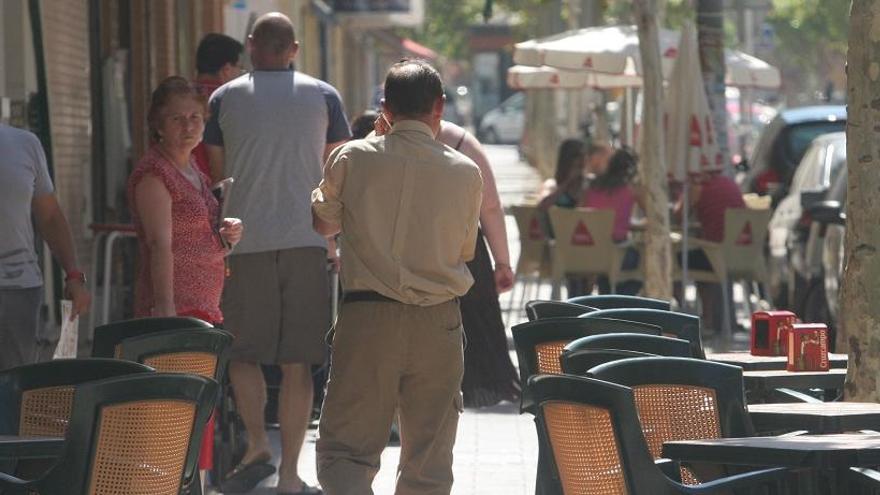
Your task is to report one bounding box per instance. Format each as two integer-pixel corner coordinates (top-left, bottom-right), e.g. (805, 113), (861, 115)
(342, 291), (400, 304)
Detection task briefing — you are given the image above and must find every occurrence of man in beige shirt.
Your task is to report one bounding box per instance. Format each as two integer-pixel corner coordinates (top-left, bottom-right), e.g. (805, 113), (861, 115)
(311, 60), (482, 495)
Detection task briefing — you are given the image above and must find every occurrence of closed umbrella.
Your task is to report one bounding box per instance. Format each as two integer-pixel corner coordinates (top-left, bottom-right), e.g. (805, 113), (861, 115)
(664, 22), (724, 333)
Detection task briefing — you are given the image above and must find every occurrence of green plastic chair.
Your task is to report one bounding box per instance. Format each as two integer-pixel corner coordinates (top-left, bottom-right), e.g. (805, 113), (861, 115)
(0, 373), (218, 495)
(524, 300), (596, 321)
(566, 294), (671, 311)
(91, 316), (213, 358)
(115, 328), (234, 383)
(580, 308), (705, 359)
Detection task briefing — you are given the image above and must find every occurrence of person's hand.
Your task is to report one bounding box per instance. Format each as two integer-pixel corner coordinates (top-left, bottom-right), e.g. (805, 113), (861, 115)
(219, 218), (244, 247)
(64, 281), (91, 320)
(374, 112), (391, 136)
(494, 263), (515, 294)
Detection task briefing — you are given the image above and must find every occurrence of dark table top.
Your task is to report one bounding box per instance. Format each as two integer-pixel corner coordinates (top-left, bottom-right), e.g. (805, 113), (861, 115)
(0, 435), (64, 459)
(743, 369), (847, 393)
(708, 351), (848, 371)
(749, 402), (880, 434)
(663, 433), (880, 469)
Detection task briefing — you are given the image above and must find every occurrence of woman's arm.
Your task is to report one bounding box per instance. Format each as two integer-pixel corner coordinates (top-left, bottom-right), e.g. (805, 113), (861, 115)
(457, 132), (515, 292)
(135, 175), (176, 316)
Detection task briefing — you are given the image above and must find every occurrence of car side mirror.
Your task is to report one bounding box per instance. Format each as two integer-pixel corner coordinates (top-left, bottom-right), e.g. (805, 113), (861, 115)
(808, 200), (846, 226)
(800, 190), (825, 212)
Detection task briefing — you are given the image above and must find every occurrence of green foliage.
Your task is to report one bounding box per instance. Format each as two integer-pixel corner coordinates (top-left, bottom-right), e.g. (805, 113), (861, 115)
(400, 0), (484, 60)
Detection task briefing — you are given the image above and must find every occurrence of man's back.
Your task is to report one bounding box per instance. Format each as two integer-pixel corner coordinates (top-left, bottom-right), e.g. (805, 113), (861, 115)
(317, 120), (482, 306)
(205, 70), (349, 253)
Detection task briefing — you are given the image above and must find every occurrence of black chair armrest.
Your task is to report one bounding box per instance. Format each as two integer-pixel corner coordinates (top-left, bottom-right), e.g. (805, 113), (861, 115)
(673, 467), (794, 494)
(846, 467), (880, 493)
(656, 458), (682, 481)
(0, 471), (35, 494)
(766, 387), (823, 403)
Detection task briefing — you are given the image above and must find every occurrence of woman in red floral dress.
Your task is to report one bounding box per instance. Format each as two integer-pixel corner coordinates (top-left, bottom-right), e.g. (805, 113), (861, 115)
(128, 76), (243, 484)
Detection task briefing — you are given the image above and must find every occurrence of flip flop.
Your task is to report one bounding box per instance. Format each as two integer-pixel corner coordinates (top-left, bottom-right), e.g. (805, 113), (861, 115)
(277, 484), (322, 495)
(221, 454), (277, 493)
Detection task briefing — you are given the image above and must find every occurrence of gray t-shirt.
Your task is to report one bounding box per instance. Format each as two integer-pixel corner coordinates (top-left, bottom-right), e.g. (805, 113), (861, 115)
(0, 125), (54, 289)
(204, 70), (351, 254)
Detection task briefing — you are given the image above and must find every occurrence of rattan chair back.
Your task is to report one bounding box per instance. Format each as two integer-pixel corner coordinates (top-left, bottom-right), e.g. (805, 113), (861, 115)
(0, 359), (153, 438)
(114, 328), (233, 382)
(0, 373), (218, 495)
(525, 300), (597, 321)
(512, 317), (660, 414)
(566, 295), (671, 311)
(92, 317), (212, 358)
(580, 309), (704, 359)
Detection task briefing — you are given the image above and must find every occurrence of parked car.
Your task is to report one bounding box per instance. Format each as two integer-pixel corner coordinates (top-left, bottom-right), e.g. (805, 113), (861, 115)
(740, 105), (846, 205)
(478, 92), (525, 144)
(766, 132), (846, 310)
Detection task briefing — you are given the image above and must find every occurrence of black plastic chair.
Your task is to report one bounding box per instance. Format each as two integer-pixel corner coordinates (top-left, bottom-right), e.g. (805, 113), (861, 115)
(91, 316), (213, 358)
(524, 300), (597, 321)
(580, 308), (705, 358)
(0, 359), (154, 437)
(589, 357), (755, 474)
(0, 373), (218, 495)
(528, 374), (790, 494)
(115, 328), (234, 383)
(559, 348), (655, 375)
(566, 294), (671, 311)
(564, 333), (693, 364)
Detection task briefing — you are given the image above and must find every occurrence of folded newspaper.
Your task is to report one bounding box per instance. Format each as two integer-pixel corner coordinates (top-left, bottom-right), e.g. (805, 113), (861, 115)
(53, 300), (78, 359)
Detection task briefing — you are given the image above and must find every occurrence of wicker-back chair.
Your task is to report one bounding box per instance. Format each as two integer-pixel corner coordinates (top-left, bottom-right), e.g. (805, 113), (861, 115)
(589, 357), (755, 484)
(580, 308), (705, 359)
(524, 300), (597, 321)
(0, 373), (218, 495)
(566, 294), (671, 311)
(559, 348), (655, 376)
(528, 374), (790, 494)
(563, 333), (694, 369)
(114, 328), (233, 383)
(0, 359), (153, 438)
(92, 317), (213, 358)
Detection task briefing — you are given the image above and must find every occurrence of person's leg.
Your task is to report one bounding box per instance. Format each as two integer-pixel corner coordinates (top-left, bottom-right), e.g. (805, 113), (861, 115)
(277, 362), (314, 492)
(0, 287), (42, 370)
(395, 301), (464, 495)
(317, 301), (402, 495)
(229, 361), (272, 462)
(278, 247), (331, 491)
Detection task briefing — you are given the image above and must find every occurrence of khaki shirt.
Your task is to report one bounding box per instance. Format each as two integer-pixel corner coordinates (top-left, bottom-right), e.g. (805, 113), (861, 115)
(312, 120), (483, 306)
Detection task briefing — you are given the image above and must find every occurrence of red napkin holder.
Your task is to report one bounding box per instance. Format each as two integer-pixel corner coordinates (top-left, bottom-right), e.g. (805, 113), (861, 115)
(751, 310), (797, 356)
(787, 323), (830, 372)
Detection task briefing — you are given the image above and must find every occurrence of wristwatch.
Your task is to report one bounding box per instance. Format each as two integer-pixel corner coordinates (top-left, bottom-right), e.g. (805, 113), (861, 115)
(65, 269), (87, 285)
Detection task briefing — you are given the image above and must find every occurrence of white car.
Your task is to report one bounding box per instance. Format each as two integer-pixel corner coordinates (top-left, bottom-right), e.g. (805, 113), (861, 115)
(478, 93), (525, 144)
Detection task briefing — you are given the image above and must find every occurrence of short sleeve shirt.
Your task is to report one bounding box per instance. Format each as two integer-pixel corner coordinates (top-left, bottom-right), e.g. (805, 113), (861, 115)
(0, 125), (54, 289)
(203, 70), (351, 254)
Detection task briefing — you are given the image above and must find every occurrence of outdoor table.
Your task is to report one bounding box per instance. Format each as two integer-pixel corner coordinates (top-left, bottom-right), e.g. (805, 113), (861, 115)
(662, 433), (880, 494)
(708, 351), (848, 371)
(743, 369), (846, 402)
(0, 435), (63, 460)
(749, 402), (880, 434)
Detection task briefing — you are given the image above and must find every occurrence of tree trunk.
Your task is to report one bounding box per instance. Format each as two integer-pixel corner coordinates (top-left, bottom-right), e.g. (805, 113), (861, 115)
(842, 0), (880, 401)
(635, 0), (673, 299)
(696, 0), (730, 169)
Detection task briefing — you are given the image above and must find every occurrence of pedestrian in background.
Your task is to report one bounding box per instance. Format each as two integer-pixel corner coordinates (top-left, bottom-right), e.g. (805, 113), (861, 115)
(192, 33), (244, 179)
(312, 59), (482, 495)
(204, 12), (350, 494)
(0, 124), (90, 370)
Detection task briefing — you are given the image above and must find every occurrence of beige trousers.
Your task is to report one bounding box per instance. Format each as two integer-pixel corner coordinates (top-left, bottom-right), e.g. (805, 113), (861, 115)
(317, 299), (464, 495)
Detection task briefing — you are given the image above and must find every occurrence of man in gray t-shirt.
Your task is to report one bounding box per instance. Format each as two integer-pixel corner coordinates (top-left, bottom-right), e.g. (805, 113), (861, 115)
(204, 12), (350, 494)
(0, 124), (90, 370)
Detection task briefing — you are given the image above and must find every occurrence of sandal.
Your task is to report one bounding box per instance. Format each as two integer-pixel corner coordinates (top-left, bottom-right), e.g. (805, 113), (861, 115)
(221, 452), (276, 493)
(277, 483), (322, 495)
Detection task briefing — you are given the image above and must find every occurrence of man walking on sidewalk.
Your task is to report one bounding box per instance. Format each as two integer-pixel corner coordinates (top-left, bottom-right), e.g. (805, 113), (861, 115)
(204, 12), (350, 494)
(312, 59), (482, 495)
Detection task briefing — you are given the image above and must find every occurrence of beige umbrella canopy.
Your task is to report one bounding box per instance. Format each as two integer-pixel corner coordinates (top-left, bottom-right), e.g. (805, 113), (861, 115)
(511, 25), (781, 90)
(506, 65), (641, 90)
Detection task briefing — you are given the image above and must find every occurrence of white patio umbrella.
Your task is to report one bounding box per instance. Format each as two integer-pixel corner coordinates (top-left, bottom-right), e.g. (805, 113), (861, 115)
(506, 64), (641, 90)
(664, 22), (726, 334)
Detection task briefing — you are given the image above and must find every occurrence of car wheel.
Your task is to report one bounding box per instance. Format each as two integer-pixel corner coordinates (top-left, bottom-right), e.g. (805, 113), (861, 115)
(483, 127), (500, 144)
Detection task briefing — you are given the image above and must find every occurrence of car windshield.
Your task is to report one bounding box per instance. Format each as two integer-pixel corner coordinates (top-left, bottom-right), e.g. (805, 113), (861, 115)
(785, 122), (846, 164)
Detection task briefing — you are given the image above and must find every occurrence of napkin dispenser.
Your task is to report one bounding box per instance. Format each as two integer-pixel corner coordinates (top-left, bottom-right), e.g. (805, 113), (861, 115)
(787, 323), (830, 372)
(751, 310), (797, 356)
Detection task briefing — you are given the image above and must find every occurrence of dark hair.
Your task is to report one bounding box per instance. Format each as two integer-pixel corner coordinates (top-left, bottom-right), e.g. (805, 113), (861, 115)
(555, 138), (586, 185)
(592, 148), (638, 190)
(251, 13), (296, 56)
(383, 59), (444, 118)
(196, 33), (244, 74)
(351, 110), (378, 139)
(147, 76), (205, 143)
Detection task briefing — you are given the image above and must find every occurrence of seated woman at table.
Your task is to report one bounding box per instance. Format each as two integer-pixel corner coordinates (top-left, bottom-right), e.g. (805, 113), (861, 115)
(581, 147), (644, 295)
(673, 169), (746, 332)
(127, 76), (243, 484)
